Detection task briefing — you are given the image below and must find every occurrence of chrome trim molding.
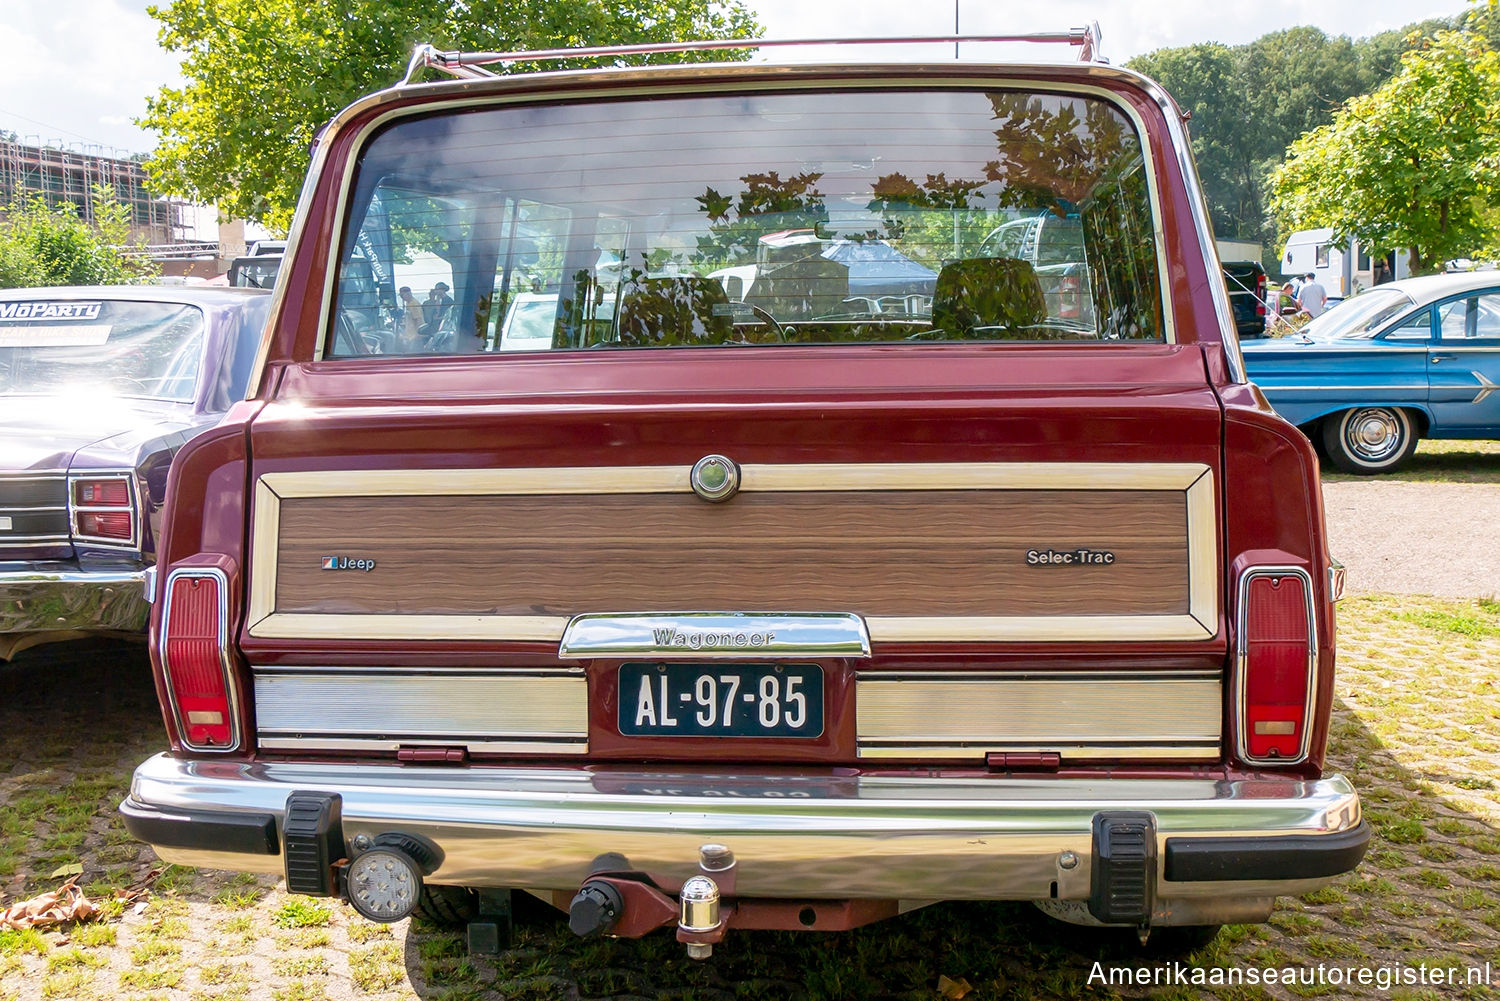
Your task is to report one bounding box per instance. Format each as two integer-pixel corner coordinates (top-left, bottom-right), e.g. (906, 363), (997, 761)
(126, 753), (1363, 899)
(1327, 560), (1345, 603)
(855, 670), (1222, 760)
(1261, 385), (1430, 393)
(559, 612), (871, 660)
(1234, 565), (1317, 766)
(253, 666), (588, 752)
(158, 566), (242, 753)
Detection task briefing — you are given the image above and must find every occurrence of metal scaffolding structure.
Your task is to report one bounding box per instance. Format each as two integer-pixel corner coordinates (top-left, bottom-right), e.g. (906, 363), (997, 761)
(0, 136), (197, 247)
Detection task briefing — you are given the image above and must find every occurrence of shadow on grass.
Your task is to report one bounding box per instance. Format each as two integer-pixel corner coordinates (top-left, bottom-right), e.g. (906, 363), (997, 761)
(1323, 438), (1500, 484)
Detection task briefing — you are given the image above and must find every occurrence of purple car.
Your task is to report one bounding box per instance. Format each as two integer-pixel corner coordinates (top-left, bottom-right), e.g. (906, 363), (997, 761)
(0, 285), (271, 658)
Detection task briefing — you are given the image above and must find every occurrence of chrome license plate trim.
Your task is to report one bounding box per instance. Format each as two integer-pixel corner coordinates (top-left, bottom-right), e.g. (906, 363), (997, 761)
(559, 611), (870, 659)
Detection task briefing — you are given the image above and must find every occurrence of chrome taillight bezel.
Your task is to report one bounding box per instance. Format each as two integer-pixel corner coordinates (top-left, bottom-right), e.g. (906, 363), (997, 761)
(1234, 564), (1318, 766)
(67, 469), (141, 550)
(158, 565), (242, 753)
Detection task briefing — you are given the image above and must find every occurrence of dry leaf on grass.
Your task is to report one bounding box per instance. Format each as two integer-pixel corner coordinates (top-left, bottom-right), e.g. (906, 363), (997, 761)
(936, 974), (973, 999)
(0, 878), (98, 930)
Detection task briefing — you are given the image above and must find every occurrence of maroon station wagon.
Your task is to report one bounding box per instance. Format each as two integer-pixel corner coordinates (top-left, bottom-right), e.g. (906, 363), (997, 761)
(123, 30), (1367, 955)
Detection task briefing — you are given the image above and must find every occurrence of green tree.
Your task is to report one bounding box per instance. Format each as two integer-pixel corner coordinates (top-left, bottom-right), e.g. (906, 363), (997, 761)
(1270, 28), (1500, 274)
(141, 0), (760, 231)
(1128, 18), (1461, 268)
(0, 186), (157, 288)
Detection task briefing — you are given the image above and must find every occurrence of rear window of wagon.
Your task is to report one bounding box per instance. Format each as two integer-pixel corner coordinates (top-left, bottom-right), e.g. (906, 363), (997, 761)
(327, 87), (1166, 358)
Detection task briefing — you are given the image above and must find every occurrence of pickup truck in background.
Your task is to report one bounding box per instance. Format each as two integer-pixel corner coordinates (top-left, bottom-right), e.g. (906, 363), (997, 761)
(121, 31), (1366, 957)
(1223, 260), (1268, 338)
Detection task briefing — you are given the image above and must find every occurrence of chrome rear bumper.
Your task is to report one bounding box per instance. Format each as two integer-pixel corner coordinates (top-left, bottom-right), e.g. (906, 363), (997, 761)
(124, 754), (1366, 906)
(0, 567), (149, 653)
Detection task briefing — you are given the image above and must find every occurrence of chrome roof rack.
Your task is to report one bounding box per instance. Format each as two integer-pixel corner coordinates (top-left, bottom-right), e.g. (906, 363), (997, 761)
(402, 25), (1104, 85)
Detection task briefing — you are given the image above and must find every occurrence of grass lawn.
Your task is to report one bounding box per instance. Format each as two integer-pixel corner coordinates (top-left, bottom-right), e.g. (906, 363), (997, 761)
(1323, 438), (1500, 484)
(0, 596), (1496, 1001)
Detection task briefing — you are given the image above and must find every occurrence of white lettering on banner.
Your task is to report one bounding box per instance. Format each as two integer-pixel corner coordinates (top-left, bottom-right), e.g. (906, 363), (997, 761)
(0, 301), (103, 321)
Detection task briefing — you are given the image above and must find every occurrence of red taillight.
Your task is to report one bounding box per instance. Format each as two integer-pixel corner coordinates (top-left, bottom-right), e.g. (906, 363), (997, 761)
(163, 572), (235, 749)
(70, 474), (137, 545)
(74, 478), (130, 506)
(1239, 570), (1313, 761)
(77, 510), (134, 540)
(1255, 273), (1267, 318)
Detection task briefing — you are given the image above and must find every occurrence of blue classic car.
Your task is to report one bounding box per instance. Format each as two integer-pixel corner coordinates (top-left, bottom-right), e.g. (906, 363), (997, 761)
(0, 285), (271, 658)
(1242, 272), (1500, 473)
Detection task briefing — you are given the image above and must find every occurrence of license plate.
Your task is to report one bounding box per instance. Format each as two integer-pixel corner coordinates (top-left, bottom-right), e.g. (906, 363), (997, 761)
(618, 663), (824, 738)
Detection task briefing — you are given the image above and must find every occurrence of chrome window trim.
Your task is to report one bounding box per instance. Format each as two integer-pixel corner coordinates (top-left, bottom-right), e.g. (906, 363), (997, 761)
(303, 72), (1178, 368)
(67, 470), (141, 551)
(158, 565), (242, 753)
(1260, 385), (1431, 393)
(1234, 565), (1317, 766)
(1133, 71), (1243, 383)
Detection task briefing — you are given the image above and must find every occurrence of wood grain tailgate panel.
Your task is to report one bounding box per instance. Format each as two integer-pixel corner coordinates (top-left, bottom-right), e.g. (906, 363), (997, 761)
(273, 490), (1189, 617)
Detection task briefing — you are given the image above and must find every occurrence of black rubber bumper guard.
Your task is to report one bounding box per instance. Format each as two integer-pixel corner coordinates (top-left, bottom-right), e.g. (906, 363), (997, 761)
(1089, 810), (1373, 925)
(119, 792), (347, 898)
(119, 798), (279, 857)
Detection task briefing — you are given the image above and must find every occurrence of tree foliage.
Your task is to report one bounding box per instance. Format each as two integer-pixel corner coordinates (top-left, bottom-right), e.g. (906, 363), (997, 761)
(1128, 17), (1460, 267)
(141, 0), (760, 232)
(1270, 28), (1500, 274)
(0, 187), (157, 289)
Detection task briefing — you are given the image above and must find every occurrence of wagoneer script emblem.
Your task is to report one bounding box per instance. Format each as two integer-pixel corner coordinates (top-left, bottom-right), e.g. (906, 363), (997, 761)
(652, 627), (775, 649)
(690, 455), (739, 502)
(322, 556), (376, 571)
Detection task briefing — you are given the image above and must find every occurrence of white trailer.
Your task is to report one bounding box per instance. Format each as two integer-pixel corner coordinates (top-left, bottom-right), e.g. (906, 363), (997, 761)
(1279, 228), (1412, 299)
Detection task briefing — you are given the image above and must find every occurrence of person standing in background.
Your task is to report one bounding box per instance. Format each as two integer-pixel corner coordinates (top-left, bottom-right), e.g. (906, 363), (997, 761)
(1296, 272), (1328, 318)
(399, 287), (424, 345)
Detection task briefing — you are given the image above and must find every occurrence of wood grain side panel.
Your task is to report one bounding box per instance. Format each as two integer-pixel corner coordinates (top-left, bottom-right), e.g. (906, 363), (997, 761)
(274, 490), (1189, 617)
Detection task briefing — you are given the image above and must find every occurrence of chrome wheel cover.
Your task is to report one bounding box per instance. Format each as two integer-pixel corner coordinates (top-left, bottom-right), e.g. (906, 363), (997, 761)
(1341, 408), (1405, 464)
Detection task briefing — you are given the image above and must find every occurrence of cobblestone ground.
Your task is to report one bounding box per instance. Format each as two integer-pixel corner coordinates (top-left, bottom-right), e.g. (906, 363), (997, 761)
(0, 594), (1495, 1001)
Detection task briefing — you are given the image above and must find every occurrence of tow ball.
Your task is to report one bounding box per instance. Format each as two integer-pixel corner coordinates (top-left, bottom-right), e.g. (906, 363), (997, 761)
(676, 875), (723, 959)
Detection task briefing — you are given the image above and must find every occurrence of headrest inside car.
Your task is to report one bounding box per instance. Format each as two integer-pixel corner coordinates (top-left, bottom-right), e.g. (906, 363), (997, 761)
(615, 277), (733, 346)
(930, 257), (1047, 338)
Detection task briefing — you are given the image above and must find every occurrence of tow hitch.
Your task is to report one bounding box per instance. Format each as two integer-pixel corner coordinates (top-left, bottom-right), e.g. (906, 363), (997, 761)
(561, 844), (904, 959)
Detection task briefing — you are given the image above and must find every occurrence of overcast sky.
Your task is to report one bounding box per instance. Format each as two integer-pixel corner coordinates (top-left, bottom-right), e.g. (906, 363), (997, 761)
(0, 0), (1471, 155)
